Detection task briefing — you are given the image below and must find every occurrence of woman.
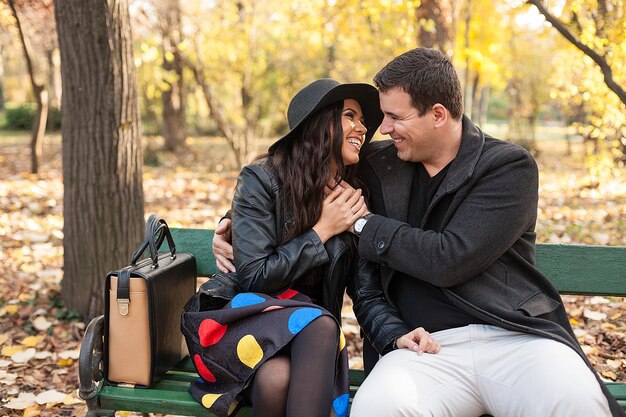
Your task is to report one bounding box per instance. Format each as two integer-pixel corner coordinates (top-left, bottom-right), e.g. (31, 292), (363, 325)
(182, 79), (438, 417)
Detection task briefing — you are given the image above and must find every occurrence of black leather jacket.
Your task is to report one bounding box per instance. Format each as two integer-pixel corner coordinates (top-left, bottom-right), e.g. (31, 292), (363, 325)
(230, 157), (357, 321)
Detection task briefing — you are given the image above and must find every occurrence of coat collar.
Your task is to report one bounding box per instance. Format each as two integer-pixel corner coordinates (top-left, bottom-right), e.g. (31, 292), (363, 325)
(440, 115), (485, 194)
(365, 116), (485, 222)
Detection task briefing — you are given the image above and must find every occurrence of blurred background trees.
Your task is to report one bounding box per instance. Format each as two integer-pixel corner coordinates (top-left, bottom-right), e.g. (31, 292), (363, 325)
(2, 0), (624, 173)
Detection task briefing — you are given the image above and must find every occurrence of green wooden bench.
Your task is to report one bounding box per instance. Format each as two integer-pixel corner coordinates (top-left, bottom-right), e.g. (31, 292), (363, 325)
(78, 227), (626, 416)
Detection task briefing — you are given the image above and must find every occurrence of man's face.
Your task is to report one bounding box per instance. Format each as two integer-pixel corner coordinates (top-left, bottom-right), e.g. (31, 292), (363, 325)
(378, 88), (435, 163)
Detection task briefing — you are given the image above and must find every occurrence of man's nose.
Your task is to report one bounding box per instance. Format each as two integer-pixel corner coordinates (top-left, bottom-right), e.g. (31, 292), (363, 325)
(379, 117), (393, 135)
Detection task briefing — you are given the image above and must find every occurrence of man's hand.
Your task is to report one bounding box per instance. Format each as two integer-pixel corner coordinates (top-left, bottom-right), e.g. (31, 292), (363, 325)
(395, 327), (441, 355)
(212, 218), (235, 273)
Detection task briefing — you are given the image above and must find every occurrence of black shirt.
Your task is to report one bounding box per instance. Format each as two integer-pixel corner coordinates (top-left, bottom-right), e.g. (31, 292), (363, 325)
(388, 162), (486, 333)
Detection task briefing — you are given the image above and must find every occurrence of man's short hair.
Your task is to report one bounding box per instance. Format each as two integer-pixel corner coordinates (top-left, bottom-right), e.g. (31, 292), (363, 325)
(374, 48), (464, 120)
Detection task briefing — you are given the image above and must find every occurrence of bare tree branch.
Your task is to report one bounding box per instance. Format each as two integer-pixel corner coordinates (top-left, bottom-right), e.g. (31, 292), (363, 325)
(527, 0), (626, 106)
(176, 51), (244, 168)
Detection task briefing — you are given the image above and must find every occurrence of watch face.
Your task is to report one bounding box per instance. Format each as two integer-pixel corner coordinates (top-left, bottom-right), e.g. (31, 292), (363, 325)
(355, 218), (366, 233)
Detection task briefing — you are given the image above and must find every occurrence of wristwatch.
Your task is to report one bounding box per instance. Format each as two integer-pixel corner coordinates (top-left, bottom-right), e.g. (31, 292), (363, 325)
(354, 213), (373, 237)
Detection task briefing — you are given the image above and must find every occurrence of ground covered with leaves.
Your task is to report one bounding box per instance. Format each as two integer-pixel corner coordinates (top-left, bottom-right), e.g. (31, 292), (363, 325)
(0, 135), (625, 417)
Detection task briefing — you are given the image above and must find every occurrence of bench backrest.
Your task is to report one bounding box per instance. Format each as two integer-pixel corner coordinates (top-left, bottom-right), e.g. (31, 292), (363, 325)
(170, 228), (626, 296)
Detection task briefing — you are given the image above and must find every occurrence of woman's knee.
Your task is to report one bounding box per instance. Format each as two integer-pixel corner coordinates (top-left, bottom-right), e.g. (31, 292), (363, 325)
(311, 315), (338, 332)
(254, 356), (290, 394)
(290, 315), (339, 352)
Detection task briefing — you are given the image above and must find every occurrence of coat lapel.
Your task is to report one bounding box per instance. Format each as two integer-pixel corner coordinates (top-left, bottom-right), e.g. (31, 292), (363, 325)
(367, 144), (414, 222)
(422, 116), (485, 221)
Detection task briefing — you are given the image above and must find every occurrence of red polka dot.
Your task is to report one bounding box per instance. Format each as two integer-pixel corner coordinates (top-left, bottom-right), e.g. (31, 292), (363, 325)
(277, 289), (298, 299)
(198, 319), (227, 347)
(193, 354), (216, 382)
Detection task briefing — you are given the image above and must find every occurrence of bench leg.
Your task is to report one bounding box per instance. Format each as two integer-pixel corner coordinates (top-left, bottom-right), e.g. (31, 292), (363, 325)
(79, 315), (115, 417)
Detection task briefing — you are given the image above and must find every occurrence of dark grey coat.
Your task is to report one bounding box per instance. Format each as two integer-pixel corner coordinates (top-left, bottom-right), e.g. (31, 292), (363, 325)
(348, 116), (625, 416)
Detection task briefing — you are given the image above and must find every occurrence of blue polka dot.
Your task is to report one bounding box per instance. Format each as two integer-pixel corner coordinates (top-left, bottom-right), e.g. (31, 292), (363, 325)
(332, 393), (349, 417)
(287, 308), (322, 334)
(231, 293), (265, 308)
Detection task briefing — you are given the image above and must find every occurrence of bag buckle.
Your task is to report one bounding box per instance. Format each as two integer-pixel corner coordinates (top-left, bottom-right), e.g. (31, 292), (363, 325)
(117, 298), (130, 316)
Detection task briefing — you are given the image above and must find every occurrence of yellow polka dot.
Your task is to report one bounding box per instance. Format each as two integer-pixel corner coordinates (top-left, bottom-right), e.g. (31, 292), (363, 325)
(201, 393), (222, 408)
(237, 334), (264, 368)
(339, 329), (346, 351)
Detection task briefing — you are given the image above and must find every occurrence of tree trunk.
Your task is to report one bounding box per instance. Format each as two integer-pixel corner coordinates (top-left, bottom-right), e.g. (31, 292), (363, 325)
(160, 0), (186, 152)
(462, 0), (472, 116)
(55, 0), (145, 321)
(31, 86), (48, 174)
(470, 72), (480, 122)
(414, 0), (462, 56)
(9, 0), (48, 174)
(46, 47), (62, 131)
(161, 55), (186, 151)
(0, 46), (5, 112)
(477, 85), (489, 127)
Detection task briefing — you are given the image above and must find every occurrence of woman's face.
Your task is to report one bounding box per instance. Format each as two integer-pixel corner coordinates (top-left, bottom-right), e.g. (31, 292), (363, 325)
(340, 98), (367, 166)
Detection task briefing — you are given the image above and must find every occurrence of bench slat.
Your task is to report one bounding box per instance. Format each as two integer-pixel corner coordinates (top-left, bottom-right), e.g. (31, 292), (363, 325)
(170, 228), (626, 295)
(171, 228), (216, 277)
(607, 382), (626, 401)
(536, 244), (626, 295)
(99, 384), (226, 416)
(100, 381), (255, 417)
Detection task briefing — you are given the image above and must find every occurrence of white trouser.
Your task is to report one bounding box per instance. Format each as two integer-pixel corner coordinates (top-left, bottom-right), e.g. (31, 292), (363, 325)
(350, 324), (611, 417)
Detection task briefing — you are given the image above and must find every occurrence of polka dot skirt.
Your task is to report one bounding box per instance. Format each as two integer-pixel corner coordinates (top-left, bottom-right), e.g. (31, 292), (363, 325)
(181, 290), (349, 417)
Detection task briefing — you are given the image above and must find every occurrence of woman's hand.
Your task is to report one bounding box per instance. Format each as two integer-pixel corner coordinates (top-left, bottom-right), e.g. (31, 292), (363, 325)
(313, 186), (367, 243)
(395, 327), (441, 355)
(212, 218), (236, 273)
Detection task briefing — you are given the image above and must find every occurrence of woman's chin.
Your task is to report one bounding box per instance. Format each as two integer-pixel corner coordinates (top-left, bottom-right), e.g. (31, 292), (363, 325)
(342, 154), (360, 166)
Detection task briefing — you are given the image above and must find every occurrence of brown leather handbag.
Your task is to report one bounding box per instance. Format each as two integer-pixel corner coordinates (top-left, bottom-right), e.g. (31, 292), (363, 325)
(104, 214), (196, 387)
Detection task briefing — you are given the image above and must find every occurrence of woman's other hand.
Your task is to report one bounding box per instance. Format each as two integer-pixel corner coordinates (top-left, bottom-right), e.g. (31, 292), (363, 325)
(213, 218), (236, 273)
(313, 186), (367, 242)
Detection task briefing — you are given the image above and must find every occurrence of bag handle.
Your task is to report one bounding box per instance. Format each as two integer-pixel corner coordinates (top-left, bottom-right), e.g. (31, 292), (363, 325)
(130, 214), (177, 267)
(116, 215), (177, 316)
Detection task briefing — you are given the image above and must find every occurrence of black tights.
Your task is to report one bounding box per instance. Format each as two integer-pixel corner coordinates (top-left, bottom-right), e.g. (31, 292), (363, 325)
(247, 315), (339, 417)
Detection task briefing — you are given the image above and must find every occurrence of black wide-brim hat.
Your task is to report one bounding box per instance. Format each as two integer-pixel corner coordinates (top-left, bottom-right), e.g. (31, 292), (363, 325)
(269, 78), (383, 153)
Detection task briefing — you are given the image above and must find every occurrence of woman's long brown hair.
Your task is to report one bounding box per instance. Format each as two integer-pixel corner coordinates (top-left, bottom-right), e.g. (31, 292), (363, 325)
(269, 102), (357, 243)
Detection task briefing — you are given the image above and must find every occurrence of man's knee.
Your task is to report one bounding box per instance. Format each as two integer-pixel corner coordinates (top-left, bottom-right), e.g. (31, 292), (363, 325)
(351, 385), (421, 417)
(546, 379), (611, 417)
(350, 363), (424, 417)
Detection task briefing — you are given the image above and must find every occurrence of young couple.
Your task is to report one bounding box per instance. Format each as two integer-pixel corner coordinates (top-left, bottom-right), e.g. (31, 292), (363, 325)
(185, 48), (623, 417)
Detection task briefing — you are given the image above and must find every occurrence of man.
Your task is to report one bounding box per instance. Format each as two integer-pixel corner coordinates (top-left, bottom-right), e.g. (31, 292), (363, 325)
(213, 48), (623, 417)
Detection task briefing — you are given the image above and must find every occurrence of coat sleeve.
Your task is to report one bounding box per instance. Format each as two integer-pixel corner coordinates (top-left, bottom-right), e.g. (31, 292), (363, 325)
(358, 146), (539, 288)
(347, 257), (412, 354)
(232, 164), (329, 294)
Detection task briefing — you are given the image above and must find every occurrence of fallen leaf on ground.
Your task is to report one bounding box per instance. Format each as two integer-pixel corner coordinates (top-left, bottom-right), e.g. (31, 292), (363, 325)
(58, 350), (79, 360)
(21, 335), (46, 348)
(0, 369), (17, 384)
(1, 345), (25, 357)
(4, 392), (37, 409)
(12, 347), (36, 363)
(583, 309), (607, 321)
(32, 316), (52, 331)
(601, 370), (618, 381)
(35, 389), (68, 406)
(23, 405), (41, 417)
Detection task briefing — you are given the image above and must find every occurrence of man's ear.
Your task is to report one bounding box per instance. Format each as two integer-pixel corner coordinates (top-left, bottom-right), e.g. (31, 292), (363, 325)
(432, 103), (448, 127)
